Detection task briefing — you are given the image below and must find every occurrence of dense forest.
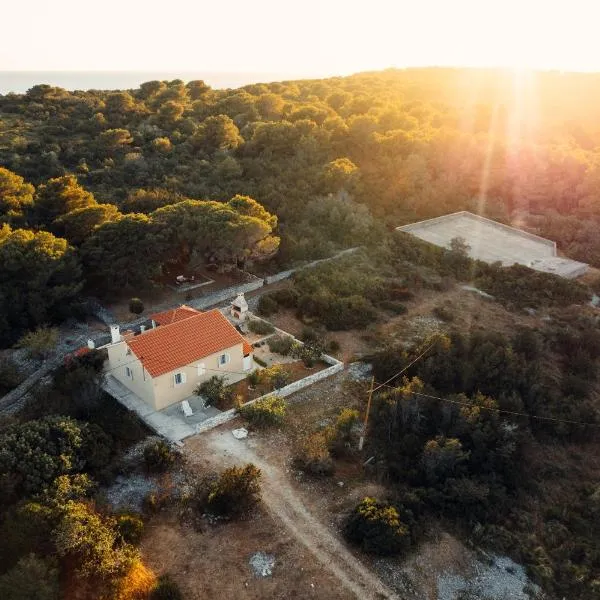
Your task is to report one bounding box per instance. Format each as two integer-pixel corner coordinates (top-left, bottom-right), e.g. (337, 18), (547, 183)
(2, 68), (600, 599)
(3, 69), (600, 343)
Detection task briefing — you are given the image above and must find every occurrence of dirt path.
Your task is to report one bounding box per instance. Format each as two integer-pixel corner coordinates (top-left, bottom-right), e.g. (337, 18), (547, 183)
(185, 429), (400, 600)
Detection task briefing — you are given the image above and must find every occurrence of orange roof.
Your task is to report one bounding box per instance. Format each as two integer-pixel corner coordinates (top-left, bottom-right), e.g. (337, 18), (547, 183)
(127, 309), (250, 377)
(150, 305), (201, 326)
(243, 340), (252, 356)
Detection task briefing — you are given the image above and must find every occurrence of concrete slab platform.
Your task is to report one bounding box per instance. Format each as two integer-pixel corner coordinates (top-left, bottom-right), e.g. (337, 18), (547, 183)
(397, 211), (588, 278)
(103, 375), (197, 443)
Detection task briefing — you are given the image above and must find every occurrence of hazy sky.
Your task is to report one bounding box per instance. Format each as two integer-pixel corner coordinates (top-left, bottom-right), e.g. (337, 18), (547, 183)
(2, 0), (599, 74)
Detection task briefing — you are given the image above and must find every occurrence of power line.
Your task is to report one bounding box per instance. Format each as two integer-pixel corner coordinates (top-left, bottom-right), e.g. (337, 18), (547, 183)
(373, 380), (600, 428)
(371, 340), (437, 393)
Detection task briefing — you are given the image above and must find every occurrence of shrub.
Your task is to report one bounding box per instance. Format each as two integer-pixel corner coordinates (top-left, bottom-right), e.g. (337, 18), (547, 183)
(327, 339), (341, 353)
(385, 286), (414, 301)
(257, 295), (278, 316)
(202, 464), (262, 518)
(335, 408), (360, 441)
(344, 497), (410, 555)
(0, 358), (23, 396)
(128, 297), (144, 315)
(267, 334), (294, 355)
(259, 364), (290, 390)
(116, 514), (144, 545)
(294, 430), (334, 475)
(300, 326), (321, 343)
(0, 416), (112, 496)
(15, 326), (58, 359)
(323, 296), (378, 330)
(143, 441), (176, 473)
(195, 375), (233, 408)
(53, 501), (136, 581)
(247, 319), (275, 335)
(150, 574), (183, 600)
(246, 370), (260, 387)
(432, 305), (454, 322)
(291, 341), (323, 368)
(0, 554), (60, 600)
(238, 395), (286, 427)
(378, 300), (408, 315)
(269, 288), (299, 308)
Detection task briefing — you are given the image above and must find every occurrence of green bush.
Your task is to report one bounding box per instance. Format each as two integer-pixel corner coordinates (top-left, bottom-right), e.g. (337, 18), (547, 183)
(432, 305), (454, 322)
(238, 395), (286, 427)
(150, 574), (183, 600)
(15, 326), (59, 359)
(344, 497), (410, 555)
(116, 514), (144, 545)
(294, 430), (335, 475)
(0, 416), (112, 496)
(246, 369), (260, 387)
(378, 300), (408, 315)
(300, 326), (321, 343)
(269, 287), (299, 308)
(267, 334), (294, 355)
(195, 375), (233, 408)
(198, 464), (262, 518)
(257, 295), (278, 316)
(143, 440), (176, 473)
(247, 319), (275, 335)
(0, 358), (23, 396)
(259, 364), (290, 390)
(0, 554), (60, 600)
(327, 339), (341, 353)
(291, 340), (323, 368)
(128, 297), (144, 315)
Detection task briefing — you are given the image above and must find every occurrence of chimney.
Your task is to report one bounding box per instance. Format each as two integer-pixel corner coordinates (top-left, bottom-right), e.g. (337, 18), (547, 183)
(110, 325), (121, 344)
(151, 319), (157, 329)
(140, 325), (146, 334)
(87, 339), (95, 350)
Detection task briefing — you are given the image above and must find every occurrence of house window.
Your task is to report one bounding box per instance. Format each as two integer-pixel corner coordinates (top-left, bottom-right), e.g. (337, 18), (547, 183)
(197, 363), (206, 376)
(219, 353), (230, 366)
(125, 366), (133, 379)
(174, 372), (186, 386)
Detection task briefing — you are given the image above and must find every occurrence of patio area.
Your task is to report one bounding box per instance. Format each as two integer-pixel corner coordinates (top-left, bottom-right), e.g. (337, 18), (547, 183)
(160, 394), (222, 428)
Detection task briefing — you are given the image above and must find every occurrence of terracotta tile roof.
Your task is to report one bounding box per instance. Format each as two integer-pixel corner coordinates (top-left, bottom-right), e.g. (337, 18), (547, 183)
(150, 305), (201, 326)
(243, 340), (252, 356)
(127, 309), (250, 377)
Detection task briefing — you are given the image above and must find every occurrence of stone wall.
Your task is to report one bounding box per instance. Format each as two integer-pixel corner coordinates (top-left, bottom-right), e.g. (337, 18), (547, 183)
(263, 247), (360, 285)
(0, 356), (62, 413)
(194, 359), (343, 435)
(190, 279), (264, 310)
(194, 323), (343, 435)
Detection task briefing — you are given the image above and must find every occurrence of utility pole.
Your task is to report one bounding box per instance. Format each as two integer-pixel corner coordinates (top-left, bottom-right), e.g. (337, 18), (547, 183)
(359, 375), (375, 451)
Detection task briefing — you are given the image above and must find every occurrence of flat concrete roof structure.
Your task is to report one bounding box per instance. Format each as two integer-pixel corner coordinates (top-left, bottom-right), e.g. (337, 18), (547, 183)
(397, 211), (588, 279)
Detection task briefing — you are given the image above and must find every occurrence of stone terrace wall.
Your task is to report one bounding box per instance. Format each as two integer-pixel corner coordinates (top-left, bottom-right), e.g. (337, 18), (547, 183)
(263, 247), (360, 285)
(193, 318), (344, 436)
(194, 357), (343, 435)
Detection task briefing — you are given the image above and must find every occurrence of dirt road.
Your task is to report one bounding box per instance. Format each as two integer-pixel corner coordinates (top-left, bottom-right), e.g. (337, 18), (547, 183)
(185, 428), (400, 600)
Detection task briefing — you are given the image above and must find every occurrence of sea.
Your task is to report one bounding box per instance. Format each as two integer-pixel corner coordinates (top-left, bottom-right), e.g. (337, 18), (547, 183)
(0, 71), (318, 95)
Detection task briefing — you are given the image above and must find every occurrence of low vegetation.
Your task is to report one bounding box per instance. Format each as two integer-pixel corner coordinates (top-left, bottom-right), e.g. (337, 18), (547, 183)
(238, 395), (286, 427)
(143, 441), (177, 473)
(191, 464), (262, 518)
(344, 497), (411, 556)
(195, 375), (233, 409)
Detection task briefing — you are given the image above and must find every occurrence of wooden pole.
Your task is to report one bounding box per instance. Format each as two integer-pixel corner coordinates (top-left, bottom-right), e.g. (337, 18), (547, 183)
(359, 375), (375, 451)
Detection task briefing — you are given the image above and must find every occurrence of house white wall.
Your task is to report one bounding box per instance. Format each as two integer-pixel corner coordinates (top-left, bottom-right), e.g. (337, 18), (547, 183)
(151, 341), (248, 410)
(107, 340), (156, 406)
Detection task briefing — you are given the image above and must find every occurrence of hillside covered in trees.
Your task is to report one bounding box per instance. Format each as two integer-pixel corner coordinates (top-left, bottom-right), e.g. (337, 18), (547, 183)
(2, 69), (600, 599)
(3, 68), (600, 344)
